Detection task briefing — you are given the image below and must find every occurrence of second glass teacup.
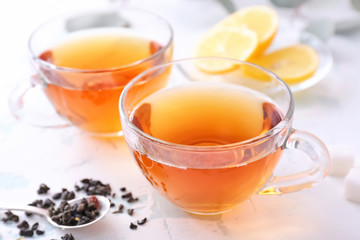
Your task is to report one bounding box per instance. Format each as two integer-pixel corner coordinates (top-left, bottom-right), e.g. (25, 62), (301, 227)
(120, 57), (330, 215)
(9, 7), (173, 136)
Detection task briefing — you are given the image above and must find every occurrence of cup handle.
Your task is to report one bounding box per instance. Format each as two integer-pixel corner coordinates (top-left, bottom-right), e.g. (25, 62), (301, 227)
(8, 75), (70, 128)
(259, 128), (330, 195)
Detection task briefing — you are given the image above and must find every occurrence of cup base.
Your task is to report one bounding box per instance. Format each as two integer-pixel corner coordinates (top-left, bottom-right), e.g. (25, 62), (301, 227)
(183, 208), (232, 216)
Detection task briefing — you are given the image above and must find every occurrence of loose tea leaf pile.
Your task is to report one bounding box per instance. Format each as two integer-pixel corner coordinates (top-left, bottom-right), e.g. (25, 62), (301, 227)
(52, 188), (76, 201)
(49, 197), (100, 226)
(0, 178), (149, 239)
(75, 178), (112, 196)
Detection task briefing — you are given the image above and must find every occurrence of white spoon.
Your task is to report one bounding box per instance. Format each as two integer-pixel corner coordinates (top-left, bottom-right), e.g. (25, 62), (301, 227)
(0, 195), (110, 229)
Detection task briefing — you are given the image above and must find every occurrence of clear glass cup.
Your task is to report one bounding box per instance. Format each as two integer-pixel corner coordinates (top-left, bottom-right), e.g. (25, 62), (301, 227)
(119, 57), (330, 215)
(9, 7), (173, 136)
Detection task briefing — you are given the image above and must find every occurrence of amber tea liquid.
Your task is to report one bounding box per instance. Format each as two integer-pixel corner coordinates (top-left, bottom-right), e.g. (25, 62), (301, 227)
(130, 83), (284, 213)
(39, 29), (166, 133)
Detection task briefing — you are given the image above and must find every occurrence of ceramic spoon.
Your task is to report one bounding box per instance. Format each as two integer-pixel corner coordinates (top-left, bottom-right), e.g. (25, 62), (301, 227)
(0, 195), (110, 229)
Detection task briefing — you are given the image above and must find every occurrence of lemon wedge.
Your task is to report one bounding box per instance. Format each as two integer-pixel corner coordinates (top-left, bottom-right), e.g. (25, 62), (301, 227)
(195, 27), (258, 73)
(250, 44), (319, 84)
(214, 5), (278, 56)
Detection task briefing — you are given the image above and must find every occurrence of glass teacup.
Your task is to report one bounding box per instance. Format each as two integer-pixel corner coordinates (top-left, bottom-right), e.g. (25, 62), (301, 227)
(119, 57), (330, 214)
(9, 7), (173, 136)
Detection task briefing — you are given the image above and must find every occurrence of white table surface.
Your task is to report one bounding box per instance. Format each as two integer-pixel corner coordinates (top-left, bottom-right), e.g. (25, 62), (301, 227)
(1, 0), (360, 239)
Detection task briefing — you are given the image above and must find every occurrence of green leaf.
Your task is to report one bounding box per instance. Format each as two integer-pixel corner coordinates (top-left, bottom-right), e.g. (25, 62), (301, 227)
(216, 0), (236, 13)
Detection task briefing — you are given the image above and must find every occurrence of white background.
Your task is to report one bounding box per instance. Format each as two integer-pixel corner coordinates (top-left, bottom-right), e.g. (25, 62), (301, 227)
(1, 0), (360, 239)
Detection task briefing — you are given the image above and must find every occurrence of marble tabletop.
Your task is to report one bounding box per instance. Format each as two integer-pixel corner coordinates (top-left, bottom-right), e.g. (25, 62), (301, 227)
(1, 0), (360, 239)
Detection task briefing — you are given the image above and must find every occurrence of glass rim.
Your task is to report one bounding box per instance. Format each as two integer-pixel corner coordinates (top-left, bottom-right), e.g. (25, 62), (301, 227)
(28, 7), (174, 74)
(119, 57), (295, 151)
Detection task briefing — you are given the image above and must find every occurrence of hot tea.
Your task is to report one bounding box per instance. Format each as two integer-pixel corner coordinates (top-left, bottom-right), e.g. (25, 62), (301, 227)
(129, 83), (283, 213)
(39, 30), (165, 133)
(10, 8), (173, 133)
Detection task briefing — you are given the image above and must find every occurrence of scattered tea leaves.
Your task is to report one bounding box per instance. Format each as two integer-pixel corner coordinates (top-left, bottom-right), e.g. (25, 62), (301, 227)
(112, 204), (124, 214)
(2, 211), (19, 223)
(42, 198), (55, 209)
(36, 229), (45, 235)
(78, 178), (111, 196)
(130, 222), (138, 230)
(127, 197), (139, 203)
(61, 233), (75, 240)
(19, 229), (34, 237)
(137, 218), (147, 225)
(17, 220), (29, 230)
(52, 192), (62, 200)
(121, 193), (132, 199)
(127, 209), (134, 216)
(61, 189), (76, 201)
(31, 222), (39, 231)
(37, 184), (50, 194)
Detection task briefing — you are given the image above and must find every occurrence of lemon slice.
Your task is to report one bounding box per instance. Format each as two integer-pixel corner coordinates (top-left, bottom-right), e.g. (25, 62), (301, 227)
(214, 5), (278, 56)
(251, 44), (319, 84)
(195, 27), (258, 73)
